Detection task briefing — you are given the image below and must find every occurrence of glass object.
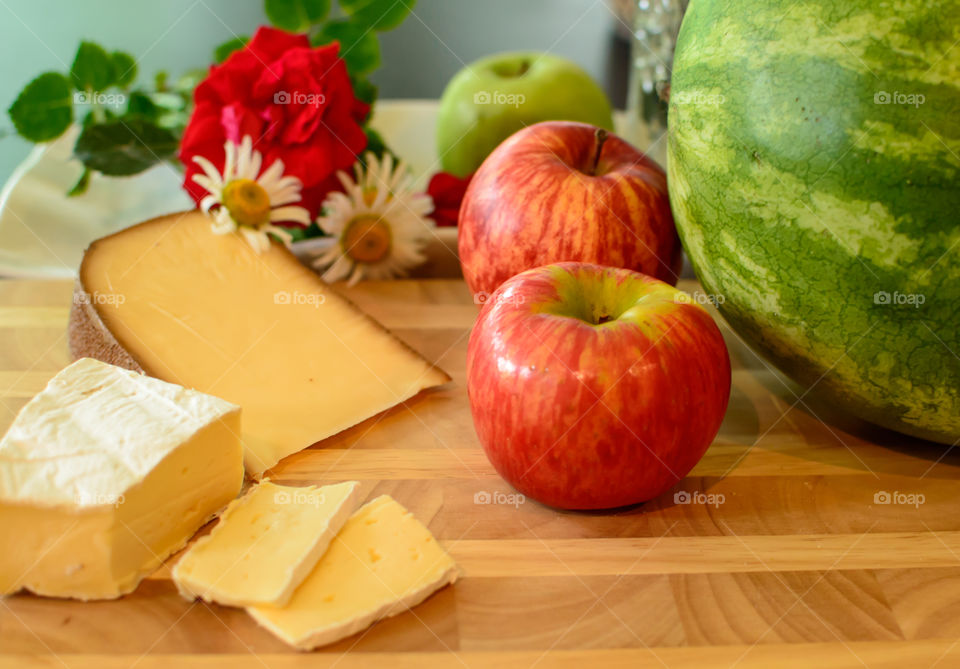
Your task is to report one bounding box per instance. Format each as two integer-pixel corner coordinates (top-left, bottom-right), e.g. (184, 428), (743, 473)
(625, 0), (688, 166)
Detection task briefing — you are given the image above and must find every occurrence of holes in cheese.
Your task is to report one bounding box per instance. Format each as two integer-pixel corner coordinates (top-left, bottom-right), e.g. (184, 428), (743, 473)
(69, 211), (451, 476)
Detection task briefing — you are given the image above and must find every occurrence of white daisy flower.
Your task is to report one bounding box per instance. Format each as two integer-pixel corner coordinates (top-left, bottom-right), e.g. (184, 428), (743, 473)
(314, 152), (434, 286)
(191, 135), (311, 254)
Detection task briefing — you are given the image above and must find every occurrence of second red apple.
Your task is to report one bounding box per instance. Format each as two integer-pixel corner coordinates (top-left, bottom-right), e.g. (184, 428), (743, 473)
(458, 121), (680, 296)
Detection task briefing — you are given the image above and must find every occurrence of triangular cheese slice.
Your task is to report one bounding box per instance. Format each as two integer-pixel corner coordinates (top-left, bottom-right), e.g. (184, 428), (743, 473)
(248, 495), (458, 650)
(173, 480), (362, 607)
(70, 211), (450, 476)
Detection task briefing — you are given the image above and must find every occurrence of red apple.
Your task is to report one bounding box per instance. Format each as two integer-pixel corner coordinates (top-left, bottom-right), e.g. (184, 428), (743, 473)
(458, 120), (680, 297)
(466, 262), (730, 509)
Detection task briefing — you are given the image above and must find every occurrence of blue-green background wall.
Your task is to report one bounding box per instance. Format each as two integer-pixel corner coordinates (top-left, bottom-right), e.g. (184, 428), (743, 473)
(0, 0), (619, 182)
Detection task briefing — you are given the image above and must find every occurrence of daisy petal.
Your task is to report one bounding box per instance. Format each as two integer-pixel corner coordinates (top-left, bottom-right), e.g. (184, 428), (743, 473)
(191, 174), (216, 193)
(249, 148), (263, 181)
(265, 225), (293, 246)
(240, 226), (266, 254)
(321, 255), (353, 283)
(192, 155), (224, 188)
(223, 141), (237, 183)
(199, 194), (220, 213)
(211, 209), (237, 235)
(274, 174), (303, 191)
(257, 158), (286, 191)
(271, 191), (305, 207)
(347, 263), (366, 287)
(269, 206), (312, 226)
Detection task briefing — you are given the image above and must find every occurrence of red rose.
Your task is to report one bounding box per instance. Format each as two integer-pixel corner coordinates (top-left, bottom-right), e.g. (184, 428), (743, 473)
(179, 26), (368, 221)
(426, 171), (474, 227)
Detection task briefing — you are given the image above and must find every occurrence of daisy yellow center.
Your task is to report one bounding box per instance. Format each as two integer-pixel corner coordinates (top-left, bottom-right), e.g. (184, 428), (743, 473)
(222, 179), (271, 228)
(343, 215), (392, 264)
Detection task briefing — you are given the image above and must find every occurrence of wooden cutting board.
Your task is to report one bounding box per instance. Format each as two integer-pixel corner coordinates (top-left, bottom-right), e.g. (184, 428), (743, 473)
(2, 277), (959, 668)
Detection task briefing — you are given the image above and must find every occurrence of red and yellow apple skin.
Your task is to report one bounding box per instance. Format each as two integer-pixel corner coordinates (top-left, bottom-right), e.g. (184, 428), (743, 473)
(466, 262), (731, 510)
(458, 121), (681, 297)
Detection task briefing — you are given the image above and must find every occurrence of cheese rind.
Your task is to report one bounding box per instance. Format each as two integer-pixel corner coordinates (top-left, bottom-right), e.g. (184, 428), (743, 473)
(172, 480), (362, 607)
(0, 358), (243, 600)
(71, 211), (451, 477)
(247, 495), (459, 650)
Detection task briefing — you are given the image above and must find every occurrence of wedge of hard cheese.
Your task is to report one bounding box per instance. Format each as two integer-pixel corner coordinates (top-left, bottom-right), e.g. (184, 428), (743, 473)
(173, 480), (362, 607)
(69, 211), (451, 477)
(248, 495), (458, 650)
(0, 358), (243, 600)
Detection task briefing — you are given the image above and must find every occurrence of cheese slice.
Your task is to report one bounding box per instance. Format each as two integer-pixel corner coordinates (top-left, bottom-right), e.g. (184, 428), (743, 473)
(70, 211), (450, 477)
(173, 480), (361, 607)
(0, 358), (243, 600)
(248, 495), (458, 650)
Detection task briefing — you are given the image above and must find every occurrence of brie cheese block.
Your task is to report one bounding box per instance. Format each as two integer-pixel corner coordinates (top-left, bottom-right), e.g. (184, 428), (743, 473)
(0, 358), (243, 600)
(173, 480), (362, 607)
(69, 211), (451, 477)
(248, 495), (458, 650)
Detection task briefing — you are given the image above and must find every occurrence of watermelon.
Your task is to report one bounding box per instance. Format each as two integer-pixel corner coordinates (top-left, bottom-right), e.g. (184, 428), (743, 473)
(667, 0), (960, 444)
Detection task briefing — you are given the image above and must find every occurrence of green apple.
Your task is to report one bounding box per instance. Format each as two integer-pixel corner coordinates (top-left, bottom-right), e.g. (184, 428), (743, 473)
(436, 52), (615, 177)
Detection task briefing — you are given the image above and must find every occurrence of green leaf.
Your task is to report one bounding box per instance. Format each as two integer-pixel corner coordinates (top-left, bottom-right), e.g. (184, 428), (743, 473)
(264, 0), (331, 32)
(81, 107), (117, 128)
(73, 119), (178, 176)
(67, 168), (91, 197)
(149, 92), (186, 111)
(286, 220), (324, 241)
(7, 72), (73, 142)
(175, 69), (206, 94)
(110, 51), (137, 88)
(350, 76), (378, 107)
(339, 0), (415, 32)
(361, 126), (398, 166)
(125, 90), (159, 120)
(71, 41), (114, 91)
(313, 19), (381, 76)
(214, 36), (248, 63)
(361, 126), (388, 161)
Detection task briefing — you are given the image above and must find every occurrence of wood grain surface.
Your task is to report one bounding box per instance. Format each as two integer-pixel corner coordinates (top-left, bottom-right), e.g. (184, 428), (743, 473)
(1, 277), (959, 669)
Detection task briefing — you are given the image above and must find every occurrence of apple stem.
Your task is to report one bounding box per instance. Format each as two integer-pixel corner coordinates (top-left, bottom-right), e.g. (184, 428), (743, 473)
(591, 128), (608, 176)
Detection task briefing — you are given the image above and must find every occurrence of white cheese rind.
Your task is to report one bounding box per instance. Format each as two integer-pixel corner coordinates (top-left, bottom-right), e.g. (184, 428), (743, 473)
(0, 358), (244, 600)
(0, 357), (240, 507)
